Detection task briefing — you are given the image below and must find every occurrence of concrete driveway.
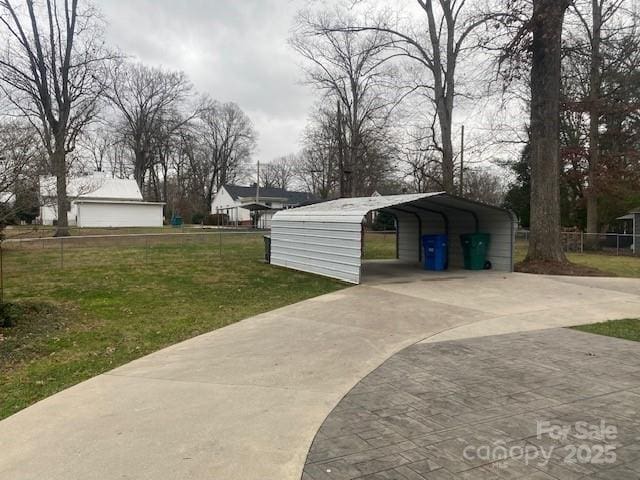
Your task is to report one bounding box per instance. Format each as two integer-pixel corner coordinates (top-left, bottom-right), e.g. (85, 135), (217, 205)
(1, 268), (639, 480)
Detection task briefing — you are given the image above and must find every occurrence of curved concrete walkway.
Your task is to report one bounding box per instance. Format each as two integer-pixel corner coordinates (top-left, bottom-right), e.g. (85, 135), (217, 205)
(0, 271), (639, 480)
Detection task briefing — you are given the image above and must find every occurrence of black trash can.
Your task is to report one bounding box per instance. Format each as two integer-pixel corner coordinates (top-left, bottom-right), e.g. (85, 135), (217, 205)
(263, 235), (271, 263)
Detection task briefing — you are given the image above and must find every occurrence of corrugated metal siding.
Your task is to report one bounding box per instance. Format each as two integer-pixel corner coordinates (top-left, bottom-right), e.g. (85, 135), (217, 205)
(77, 203), (163, 227)
(394, 211), (420, 262)
(477, 210), (515, 271)
(271, 220), (362, 283)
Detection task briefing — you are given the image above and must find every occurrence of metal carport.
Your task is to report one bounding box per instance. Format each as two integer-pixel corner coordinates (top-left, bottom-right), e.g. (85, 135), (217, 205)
(270, 193), (516, 284)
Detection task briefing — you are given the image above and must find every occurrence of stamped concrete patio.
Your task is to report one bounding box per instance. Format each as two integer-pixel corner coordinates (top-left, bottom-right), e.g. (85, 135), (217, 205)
(303, 328), (640, 480)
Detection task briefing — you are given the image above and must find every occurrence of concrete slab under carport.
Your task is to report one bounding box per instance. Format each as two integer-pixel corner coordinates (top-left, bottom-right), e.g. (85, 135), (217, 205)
(0, 273), (639, 480)
(360, 259), (490, 285)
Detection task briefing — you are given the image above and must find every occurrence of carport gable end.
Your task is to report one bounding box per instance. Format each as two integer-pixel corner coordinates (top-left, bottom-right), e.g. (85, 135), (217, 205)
(270, 193), (516, 284)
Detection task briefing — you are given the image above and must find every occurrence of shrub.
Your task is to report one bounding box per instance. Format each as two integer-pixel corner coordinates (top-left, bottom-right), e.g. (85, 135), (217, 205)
(0, 302), (21, 328)
(191, 212), (205, 224)
(204, 213), (229, 226)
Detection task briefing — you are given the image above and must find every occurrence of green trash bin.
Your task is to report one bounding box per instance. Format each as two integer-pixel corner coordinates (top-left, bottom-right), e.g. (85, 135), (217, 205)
(460, 233), (490, 270)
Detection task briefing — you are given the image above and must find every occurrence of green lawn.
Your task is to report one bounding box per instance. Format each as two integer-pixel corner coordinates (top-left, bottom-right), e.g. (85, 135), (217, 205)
(572, 319), (640, 342)
(0, 233), (344, 419)
(363, 232), (397, 260)
(3, 224), (224, 239)
(515, 241), (640, 277)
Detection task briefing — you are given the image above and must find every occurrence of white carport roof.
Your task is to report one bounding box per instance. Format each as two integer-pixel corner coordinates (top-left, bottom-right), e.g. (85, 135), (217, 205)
(274, 192), (514, 223)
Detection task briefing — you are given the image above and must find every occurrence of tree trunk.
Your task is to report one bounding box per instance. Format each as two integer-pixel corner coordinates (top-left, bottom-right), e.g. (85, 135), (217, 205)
(586, 0), (602, 238)
(439, 106), (455, 193)
(526, 0), (570, 263)
(52, 146), (70, 237)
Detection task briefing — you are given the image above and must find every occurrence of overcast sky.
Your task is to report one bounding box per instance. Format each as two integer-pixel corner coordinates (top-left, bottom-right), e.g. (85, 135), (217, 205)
(99, 0), (311, 165)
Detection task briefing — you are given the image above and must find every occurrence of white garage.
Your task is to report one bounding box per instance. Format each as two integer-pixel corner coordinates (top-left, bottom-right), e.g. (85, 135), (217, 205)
(39, 174), (164, 228)
(75, 199), (164, 228)
(270, 193), (516, 284)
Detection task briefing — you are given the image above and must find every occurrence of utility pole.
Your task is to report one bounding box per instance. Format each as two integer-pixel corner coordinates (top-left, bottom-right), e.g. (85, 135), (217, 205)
(337, 99), (345, 198)
(255, 161), (260, 203)
(459, 125), (465, 196)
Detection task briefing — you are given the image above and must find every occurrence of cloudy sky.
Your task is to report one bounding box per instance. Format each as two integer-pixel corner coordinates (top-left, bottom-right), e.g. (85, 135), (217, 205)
(99, 0), (312, 164)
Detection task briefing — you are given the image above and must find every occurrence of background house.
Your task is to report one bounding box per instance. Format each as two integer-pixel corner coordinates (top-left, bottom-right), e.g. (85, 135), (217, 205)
(617, 208), (640, 253)
(211, 184), (316, 228)
(39, 173), (164, 227)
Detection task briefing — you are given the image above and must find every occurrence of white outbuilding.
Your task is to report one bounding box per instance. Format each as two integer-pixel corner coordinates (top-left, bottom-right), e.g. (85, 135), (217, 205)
(39, 174), (164, 228)
(270, 193), (516, 284)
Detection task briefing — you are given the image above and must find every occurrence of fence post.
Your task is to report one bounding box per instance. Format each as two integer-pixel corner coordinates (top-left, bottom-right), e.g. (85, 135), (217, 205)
(0, 240), (4, 305)
(580, 232), (584, 253)
(616, 234), (619, 256)
(219, 229), (222, 257)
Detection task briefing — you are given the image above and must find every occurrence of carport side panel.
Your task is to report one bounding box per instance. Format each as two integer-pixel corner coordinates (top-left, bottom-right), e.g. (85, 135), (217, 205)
(270, 219), (362, 283)
(477, 211), (515, 272)
(395, 212), (421, 263)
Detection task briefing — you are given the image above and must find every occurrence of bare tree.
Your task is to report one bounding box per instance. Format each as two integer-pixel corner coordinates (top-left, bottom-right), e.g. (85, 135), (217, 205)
(79, 126), (117, 173)
(317, 1), (503, 193)
(461, 169), (506, 205)
(292, 10), (399, 197)
(188, 99), (256, 212)
(107, 62), (194, 190)
(0, 0), (110, 236)
(0, 121), (41, 223)
(262, 155), (296, 190)
(401, 127), (445, 192)
(565, 0), (629, 235)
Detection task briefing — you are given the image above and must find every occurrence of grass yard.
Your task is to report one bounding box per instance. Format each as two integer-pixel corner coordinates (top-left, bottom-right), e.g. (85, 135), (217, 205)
(363, 231), (397, 260)
(572, 319), (640, 342)
(515, 241), (640, 277)
(0, 233), (344, 419)
(2, 224), (224, 240)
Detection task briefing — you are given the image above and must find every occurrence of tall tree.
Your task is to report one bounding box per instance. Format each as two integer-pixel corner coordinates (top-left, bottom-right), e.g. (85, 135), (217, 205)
(322, 1), (500, 193)
(107, 62), (193, 190)
(262, 155), (296, 190)
(0, 0), (109, 236)
(292, 10), (398, 197)
(192, 99), (256, 212)
(527, 0), (571, 262)
(565, 0), (629, 234)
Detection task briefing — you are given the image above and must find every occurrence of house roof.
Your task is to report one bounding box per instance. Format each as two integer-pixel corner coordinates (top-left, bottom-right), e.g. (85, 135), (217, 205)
(40, 174), (143, 201)
(223, 184), (315, 205)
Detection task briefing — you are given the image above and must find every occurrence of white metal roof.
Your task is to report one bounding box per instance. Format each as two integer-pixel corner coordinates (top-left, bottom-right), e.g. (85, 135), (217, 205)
(273, 193), (444, 223)
(273, 192), (512, 223)
(73, 199), (165, 205)
(40, 174), (143, 201)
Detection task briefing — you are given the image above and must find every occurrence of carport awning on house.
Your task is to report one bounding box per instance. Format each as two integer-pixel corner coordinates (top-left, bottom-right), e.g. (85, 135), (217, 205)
(240, 202), (273, 211)
(270, 192), (516, 284)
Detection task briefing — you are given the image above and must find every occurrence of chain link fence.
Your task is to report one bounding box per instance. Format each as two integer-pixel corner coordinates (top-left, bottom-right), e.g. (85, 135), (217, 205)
(516, 230), (639, 256)
(1, 229), (269, 276)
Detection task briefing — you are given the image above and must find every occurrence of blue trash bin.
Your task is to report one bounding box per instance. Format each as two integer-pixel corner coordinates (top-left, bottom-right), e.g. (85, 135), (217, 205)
(422, 234), (448, 271)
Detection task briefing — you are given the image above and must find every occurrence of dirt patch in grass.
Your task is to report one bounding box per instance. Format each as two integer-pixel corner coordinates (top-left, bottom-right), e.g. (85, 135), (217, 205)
(515, 259), (612, 277)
